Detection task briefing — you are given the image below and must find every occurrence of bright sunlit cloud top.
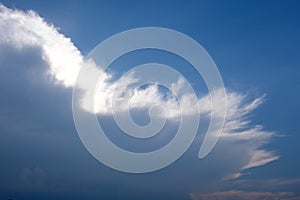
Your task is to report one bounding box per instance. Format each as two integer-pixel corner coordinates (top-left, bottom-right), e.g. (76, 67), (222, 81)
(0, 4), (82, 87)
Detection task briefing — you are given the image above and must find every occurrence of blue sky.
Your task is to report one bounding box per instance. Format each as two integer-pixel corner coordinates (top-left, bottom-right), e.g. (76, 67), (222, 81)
(0, 1), (300, 199)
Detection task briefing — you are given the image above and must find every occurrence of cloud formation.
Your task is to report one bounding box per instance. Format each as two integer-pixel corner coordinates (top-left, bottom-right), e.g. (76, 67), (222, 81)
(190, 190), (300, 200)
(0, 4), (281, 198)
(0, 4), (82, 87)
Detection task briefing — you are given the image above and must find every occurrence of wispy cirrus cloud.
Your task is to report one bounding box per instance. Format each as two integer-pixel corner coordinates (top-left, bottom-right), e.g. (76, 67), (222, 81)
(229, 178), (300, 191)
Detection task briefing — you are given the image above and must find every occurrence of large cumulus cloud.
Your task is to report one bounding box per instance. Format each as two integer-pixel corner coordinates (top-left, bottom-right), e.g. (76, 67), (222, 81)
(0, 4), (281, 199)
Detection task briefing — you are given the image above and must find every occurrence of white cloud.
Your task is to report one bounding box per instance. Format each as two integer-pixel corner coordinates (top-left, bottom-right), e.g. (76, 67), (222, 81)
(0, 3), (280, 192)
(219, 92), (279, 176)
(0, 4), (82, 87)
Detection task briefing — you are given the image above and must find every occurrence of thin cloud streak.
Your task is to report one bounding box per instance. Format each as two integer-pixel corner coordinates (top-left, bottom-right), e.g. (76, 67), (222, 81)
(190, 190), (300, 200)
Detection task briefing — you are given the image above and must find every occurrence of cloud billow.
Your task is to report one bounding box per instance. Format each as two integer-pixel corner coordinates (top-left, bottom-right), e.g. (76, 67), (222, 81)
(0, 4), (281, 199)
